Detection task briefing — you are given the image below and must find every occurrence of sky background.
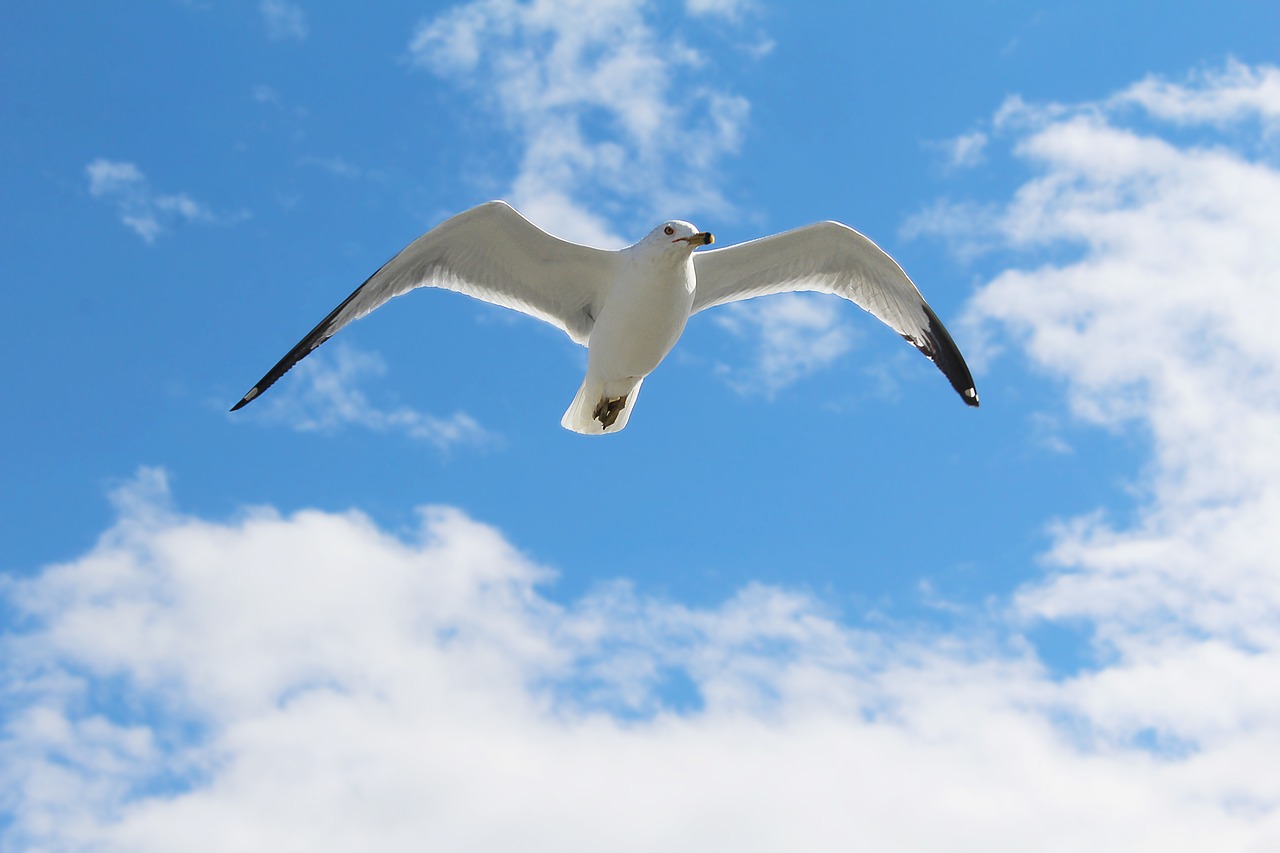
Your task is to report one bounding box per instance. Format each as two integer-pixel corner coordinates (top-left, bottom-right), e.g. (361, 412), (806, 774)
(3, 1), (1280, 850)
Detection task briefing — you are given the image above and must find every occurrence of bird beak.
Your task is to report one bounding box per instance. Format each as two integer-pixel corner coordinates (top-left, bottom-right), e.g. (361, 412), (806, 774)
(675, 232), (715, 247)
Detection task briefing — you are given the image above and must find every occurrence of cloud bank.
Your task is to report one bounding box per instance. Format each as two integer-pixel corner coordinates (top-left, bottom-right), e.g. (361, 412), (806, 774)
(1, 468), (1266, 852)
(955, 66), (1280, 793)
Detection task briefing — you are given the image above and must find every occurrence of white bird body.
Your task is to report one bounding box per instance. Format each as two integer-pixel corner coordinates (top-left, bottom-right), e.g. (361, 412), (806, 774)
(592, 235), (697, 379)
(561, 226), (701, 432)
(232, 200), (978, 434)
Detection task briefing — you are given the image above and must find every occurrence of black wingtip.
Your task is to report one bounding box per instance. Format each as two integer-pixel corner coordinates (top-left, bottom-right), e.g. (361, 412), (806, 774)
(229, 387), (260, 412)
(915, 302), (980, 409)
(228, 263), (378, 416)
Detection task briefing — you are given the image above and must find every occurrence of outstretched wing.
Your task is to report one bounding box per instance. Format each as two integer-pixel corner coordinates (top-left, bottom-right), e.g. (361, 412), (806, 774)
(231, 200), (614, 411)
(692, 221), (979, 407)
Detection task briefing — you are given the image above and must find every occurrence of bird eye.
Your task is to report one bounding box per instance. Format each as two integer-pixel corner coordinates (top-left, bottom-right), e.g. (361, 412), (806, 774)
(663, 225), (675, 236)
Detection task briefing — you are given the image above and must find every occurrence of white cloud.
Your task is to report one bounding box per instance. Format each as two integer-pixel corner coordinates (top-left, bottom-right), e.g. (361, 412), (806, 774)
(3, 467), (1278, 851)
(1111, 59), (1280, 127)
(299, 155), (375, 180)
(251, 83), (280, 104)
(260, 0), (308, 42)
(711, 294), (854, 397)
(922, 57), (1280, 790)
(407, 0), (752, 246)
(900, 197), (1003, 264)
(85, 159), (146, 195)
(684, 0), (755, 18)
(86, 159), (243, 243)
(941, 129), (989, 169)
(242, 344), (495, 451)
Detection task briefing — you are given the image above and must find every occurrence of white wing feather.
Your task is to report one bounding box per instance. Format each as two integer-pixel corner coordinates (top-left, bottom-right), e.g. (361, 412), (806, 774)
(692, 221), (979, 406)
(232, 200), (613, 409)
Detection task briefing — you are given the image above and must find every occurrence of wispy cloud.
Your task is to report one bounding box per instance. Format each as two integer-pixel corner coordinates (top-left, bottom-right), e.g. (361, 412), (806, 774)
(85, 159), (242, 243)
(711, 294), (854, 397)
(298, 155), (361, 178)
(939, 129), (989, 170)
(297, 155), (384, 182)
(685, 0), (756, 18)
(1110, 58), (1280, 127)
(243, 344), (495, 451)
(407, 0), (752, 246)
(259, 0), (307, 42)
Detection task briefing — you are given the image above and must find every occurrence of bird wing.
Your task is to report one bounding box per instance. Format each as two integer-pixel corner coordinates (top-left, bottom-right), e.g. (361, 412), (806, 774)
(692, 221), (979, 406)
(232, 200), (614, 411)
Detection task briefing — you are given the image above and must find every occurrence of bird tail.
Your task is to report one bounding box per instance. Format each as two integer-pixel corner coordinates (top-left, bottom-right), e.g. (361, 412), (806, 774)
(560, 376), (644, 435)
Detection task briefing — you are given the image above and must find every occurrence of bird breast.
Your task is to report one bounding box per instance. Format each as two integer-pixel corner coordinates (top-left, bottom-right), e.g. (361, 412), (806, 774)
(587, 257), (696, 379)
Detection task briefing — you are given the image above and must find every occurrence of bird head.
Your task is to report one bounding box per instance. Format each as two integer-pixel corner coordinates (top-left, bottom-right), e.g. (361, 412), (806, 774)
(643, 220), (715, 253)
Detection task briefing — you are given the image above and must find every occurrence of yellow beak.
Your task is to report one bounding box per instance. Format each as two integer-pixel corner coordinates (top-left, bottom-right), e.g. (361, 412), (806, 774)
(675, 232), (715, 246)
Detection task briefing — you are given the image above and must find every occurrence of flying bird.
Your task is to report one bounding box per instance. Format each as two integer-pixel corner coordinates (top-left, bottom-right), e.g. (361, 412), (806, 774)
(231, 201), (978, 433)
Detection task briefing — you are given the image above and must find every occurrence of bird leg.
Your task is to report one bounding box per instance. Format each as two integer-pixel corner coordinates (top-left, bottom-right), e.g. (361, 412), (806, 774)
(592, 395), (628, 429)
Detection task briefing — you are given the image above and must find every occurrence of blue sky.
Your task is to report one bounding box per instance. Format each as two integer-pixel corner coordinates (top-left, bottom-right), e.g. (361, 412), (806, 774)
(4, 1), (1280, 849)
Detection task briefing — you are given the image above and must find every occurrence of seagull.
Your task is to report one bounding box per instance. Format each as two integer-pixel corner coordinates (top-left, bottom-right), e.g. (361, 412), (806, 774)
(231, 200), (978, 433)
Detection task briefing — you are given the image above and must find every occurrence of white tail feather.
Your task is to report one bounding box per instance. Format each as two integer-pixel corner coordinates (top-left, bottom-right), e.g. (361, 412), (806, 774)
(561, 376), (644, 435)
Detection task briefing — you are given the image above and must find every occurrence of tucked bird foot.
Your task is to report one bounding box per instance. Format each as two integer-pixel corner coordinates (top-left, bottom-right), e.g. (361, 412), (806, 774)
(593, 395), (628, 429)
